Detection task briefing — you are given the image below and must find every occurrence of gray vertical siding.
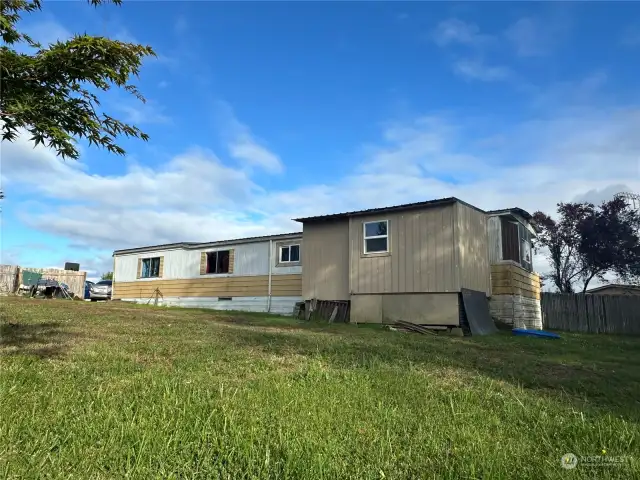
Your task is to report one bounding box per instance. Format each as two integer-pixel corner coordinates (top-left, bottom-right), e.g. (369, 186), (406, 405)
(349, 204), (459, 293)
(456, 203), (491, 295)
(487, 216), (502, 264)
(302, 220), (350, 300)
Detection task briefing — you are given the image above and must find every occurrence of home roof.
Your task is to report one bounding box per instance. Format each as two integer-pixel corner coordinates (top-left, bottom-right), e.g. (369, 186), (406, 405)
(586, 284), (640, 293)
(487, 207), (539, 233)
(293, 197), (485, 223)
(487, 207), (534, 221)
(112, 232), (302, 256)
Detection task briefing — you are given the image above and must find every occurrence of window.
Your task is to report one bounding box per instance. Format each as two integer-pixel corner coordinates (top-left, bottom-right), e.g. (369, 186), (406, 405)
(279, 244), (300, 263)
(206, 250), (230, 274)
(363, 220), (389, 254)
(518, 223), (533, 271)
(501, 218), (520, 263)
(500, 217), (533, 272)
(141, 257), (160, 278)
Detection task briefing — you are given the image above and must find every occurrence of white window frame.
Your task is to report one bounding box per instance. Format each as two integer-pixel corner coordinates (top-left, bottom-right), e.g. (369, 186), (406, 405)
(363, 219), (389, 254)
(279, 244), (301, 263)
(141, 257), (161, 278)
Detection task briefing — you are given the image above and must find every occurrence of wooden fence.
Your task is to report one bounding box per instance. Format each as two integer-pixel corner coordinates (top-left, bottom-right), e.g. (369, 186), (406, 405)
(541, 293), (640, 334)
(0, 265), (19, 295)
(0, 265), (87, 299)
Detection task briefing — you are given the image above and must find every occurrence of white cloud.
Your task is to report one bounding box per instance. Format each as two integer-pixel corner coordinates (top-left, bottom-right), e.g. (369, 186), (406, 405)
(22, 19), (71, 46)
(433, 19), (510, 82)
(505, 12), (570, 57)
(3, 96), (640, 274)
(505, 17), (547, 57)
(174, 16), (189, 35)
(115, 99), (171, 125)
(433, 19), (491, 47)
(453, 58), (511, 82)
(228, 141), (283, 174)
(217, 102), (284, 173)
(113, 28), (139, 44)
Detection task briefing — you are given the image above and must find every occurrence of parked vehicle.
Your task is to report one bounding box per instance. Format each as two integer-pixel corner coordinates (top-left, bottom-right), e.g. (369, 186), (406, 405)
(89, 280), (112, 301)
(84, 281), (94, 299)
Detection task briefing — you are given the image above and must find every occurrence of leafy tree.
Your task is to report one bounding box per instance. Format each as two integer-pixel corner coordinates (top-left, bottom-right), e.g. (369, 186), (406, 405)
(533, 198), (640, 293)
(101, 271), (114, 281)
(0, 0), (155, 163)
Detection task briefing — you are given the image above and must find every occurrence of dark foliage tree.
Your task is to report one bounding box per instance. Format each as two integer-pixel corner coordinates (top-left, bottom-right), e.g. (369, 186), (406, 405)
(533, 198), (640, 293)
(100, 271), (114, 281)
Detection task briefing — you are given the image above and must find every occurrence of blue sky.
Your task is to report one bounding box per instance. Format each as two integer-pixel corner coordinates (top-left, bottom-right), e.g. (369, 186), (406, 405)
(2, 1), (640, 279)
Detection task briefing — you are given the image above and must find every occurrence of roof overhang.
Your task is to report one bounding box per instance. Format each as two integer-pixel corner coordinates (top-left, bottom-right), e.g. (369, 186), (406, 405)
(294, 197), (484, 223)
(112, 232), (302, 257)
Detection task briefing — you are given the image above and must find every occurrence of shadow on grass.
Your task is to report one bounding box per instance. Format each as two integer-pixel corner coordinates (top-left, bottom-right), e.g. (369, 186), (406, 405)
(0, 322), (78, 359)
(223, 326), (640, 422)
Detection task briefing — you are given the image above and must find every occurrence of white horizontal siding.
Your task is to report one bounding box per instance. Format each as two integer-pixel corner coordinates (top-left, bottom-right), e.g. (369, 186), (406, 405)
(119, 296), (302, 315)
(114, 237), (302, 283)
(270, 241), (303, 275)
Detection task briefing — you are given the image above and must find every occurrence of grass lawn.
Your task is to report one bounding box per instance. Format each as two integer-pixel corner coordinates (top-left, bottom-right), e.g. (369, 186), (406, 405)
(1, 297), (639, 479)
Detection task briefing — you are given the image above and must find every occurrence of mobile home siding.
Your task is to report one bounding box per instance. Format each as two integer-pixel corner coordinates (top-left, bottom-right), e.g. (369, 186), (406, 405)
(113, 274), (302, 299)
(302, 220), (350, 300)
(113, 237), (303, 314)
(348, 204), (459, 294)
(114, 240), (302, 283)
(456, 202), (491, 295)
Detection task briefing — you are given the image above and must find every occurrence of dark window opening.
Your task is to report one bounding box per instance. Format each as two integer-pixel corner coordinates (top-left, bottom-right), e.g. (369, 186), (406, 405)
(218, 297), (232, 301)
(206, 250), (230, 274)
(500, 217), (533, 272)
(280, 244), (300, 263)
(501, 218), (520, 263)
(141, 257), (160, 278)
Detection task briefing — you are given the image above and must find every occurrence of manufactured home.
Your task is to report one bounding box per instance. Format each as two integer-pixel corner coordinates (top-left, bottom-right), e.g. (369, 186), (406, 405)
(294, 197), (542, 329)
(112, 197), (542, 329)
(112, 233), (303, 314)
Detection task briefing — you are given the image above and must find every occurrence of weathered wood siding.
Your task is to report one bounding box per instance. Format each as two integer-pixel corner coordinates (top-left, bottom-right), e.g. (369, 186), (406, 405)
(542, 293), (640, 334)
(490, 263), (541, 299)
(112, 274), (302, 299)
(0, 265), (19, 294)
(348, 204), (459, 294)
(114, 237), (303, 283)
(17, 267), (86, 298)
(489, 262), (542, 329)
(456, 203), (490, 295)
(302, 220), (350, 300)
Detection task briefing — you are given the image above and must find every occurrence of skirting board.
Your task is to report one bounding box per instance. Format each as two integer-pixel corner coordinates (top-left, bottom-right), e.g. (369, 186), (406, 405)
(119, 296), (302, 315)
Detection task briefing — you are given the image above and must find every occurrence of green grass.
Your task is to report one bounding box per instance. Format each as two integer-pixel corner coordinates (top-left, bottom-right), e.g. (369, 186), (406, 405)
(1, 297), (639, 479)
